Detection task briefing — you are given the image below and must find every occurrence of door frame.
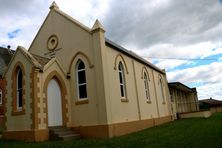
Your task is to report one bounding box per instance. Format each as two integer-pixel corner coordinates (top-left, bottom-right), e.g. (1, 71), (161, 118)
(43, 71), (68, 127)
(47, 78), (63, 127)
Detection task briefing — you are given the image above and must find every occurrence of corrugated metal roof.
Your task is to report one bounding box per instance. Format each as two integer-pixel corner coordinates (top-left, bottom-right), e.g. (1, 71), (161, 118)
(168, 82), (194, 92)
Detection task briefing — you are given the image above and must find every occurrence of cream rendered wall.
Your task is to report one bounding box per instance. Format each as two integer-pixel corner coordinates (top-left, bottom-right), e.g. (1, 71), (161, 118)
(133, 61), (159, 119)
(5, 51), (33, 131)
(28, 9), (107, 126)
(37, 59), (99, 127)
(38, 61), (69, 129)
(69, 56), (99, 126)
(104, 46), (171, 124)
(152, 70), (170, 117)
(29, 10), (93, 73)
(27, 8), (171, 127)
(104, 47), (140, 123)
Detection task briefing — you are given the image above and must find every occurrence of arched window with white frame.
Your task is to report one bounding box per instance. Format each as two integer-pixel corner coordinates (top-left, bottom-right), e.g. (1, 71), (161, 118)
(144, 72), (150, 101)
(0, 88), (2, 105)
(17, 68), (23, 110)
(118, 62), (126, 98)
(76, 60), (87, 99)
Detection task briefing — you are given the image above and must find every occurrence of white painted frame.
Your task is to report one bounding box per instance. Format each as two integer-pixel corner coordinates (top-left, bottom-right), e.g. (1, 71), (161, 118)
(76, 60), (88, 100)
(118, 62), (126, 98)
(144, 72), (150, 101)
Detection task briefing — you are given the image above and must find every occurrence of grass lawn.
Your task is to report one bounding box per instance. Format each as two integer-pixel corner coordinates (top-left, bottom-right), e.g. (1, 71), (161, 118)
(1, 113), (222, 148)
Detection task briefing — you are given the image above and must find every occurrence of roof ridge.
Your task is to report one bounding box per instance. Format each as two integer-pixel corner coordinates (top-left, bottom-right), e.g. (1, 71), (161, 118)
(18, 46), (42, 68)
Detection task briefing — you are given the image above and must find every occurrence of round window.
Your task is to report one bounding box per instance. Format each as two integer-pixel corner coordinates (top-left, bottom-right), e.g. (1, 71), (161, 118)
(47, 35), (58, 51)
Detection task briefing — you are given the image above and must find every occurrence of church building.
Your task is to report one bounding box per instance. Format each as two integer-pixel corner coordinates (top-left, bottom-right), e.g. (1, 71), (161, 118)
(3, 2), (172, 141)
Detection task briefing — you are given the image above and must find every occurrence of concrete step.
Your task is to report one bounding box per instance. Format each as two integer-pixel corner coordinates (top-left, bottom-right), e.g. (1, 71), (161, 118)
(60, 133), (80, 141)
(49, 126), (81, 141)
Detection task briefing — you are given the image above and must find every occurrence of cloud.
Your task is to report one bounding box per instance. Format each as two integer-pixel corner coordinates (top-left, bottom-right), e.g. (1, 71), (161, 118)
(102, 0), (222, 49)
(166, 61), (222, 99)
(0, 0), (50, 50)
(0, 0), (110, 50)
(198, 82), (222, 99)
(167, 61), (222, 83)
(155, 59), (192, 70)
(54, 0), (109, 28)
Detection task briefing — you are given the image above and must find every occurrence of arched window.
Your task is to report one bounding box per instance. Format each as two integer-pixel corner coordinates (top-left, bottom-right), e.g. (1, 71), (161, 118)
(0, 89), (2, 105)
(144, 72), (150, 101)
(76, 60), (87, 99)
(159, 76), (165, 103)
(17, 68), (23, 110)
(118, 62), (126, 98)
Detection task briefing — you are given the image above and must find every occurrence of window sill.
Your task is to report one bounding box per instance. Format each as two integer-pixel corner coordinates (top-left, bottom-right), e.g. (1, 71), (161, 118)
(11, 109), (26, 116)
(121, 98), (129, 102)
(146, 100), (151, 104)
(75, 99), (89, 105)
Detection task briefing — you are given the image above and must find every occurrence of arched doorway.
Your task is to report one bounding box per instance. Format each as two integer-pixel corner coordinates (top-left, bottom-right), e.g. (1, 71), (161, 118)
(47, 78), (63, 127)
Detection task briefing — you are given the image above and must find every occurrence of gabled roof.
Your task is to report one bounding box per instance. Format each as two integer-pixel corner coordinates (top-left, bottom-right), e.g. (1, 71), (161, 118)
(0, 47), (14, 76)
(31, 54), (51, 66)
(3, 46), (51, 76)
(168, 82), (195, 93)
(43, 57), (67, 76)
(17, 46), (43, 68)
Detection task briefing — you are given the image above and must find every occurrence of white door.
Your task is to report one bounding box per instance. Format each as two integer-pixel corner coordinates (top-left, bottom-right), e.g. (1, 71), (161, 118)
(47, 78), (63, 127)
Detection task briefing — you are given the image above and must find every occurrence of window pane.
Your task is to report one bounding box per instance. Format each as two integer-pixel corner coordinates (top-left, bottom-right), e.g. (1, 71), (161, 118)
(18, 90), (22, 107)
(119, 72), (123, 84)
(120, 85), (124, 97)
(144, 73), (147, 79)
(118, 62), (126, 98)
(18, 70), (23, 89)
(79, 85), (87, 98)
(118, 63), (121, 70)
(78, 71), (86, 84)
(78, 61), (85, 70)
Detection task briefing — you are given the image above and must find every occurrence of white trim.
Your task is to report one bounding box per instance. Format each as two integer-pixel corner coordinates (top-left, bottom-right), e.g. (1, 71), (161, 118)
(76, 60), (88, 100)
(118, 62), (126, 98)
(144, 72), (150, 101)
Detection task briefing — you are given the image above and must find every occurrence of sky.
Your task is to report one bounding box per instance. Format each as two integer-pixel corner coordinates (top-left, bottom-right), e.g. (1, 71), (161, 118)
(1, 0), (222, 100)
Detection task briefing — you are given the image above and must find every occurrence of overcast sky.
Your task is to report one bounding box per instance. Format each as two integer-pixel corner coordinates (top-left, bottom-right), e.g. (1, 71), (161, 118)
(1, 0), (222, 100)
